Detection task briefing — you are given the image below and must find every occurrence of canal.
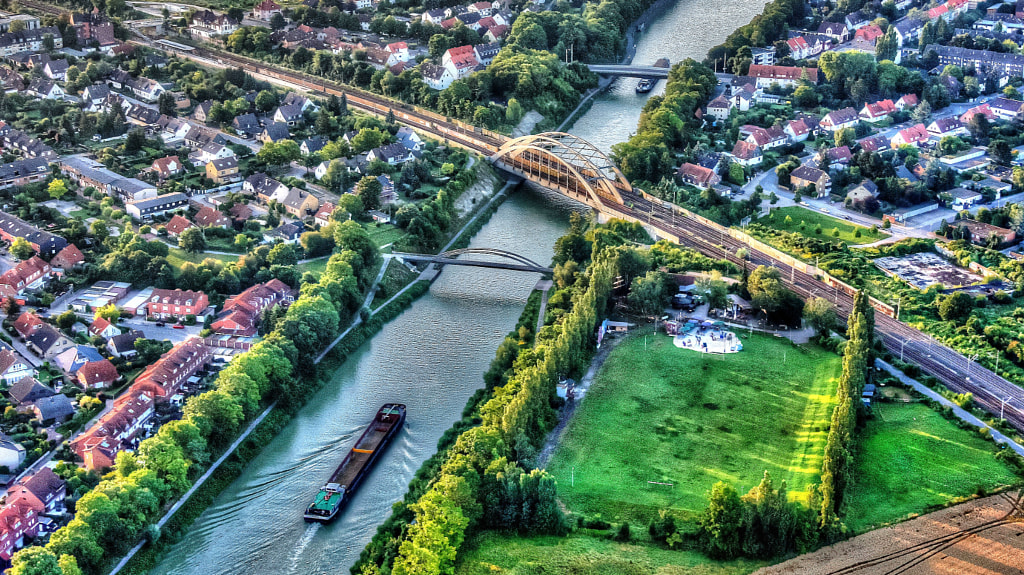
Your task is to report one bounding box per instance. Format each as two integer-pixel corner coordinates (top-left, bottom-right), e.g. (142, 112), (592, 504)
(149, 0), (770, 572)
(570, 0), (772, 154)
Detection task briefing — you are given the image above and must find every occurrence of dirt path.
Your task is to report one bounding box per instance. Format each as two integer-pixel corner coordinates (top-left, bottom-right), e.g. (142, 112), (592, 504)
(756, 492), (1024, 575)
(537, 334), (626, 468)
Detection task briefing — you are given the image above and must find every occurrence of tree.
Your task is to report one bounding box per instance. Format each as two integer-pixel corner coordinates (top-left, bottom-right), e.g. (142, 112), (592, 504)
(255, 90), (277, 112)
(698, 482), (744, 559)
(695, 271), (729, 310)
(628, 271), (666, 318)
(793, 85), (818, 108)
(834, 128), (854, 148)
(48, 179), (69, 199)
(257, 140), (301, 166)
(90, 220), (109, 242)
(270, 12), (286, 30)
(911, 100), (932, 123)
(8, 547), (62, 575)
(938, 291), (973, 323)
(158, 91), (176, 117)
(9, 237), (35, 260)
(804, 297), (837, 338)
(124, 128), (146, 154)
(94, 304), (120, 323)
(989, 139), (1012, 166)
(183, 390), (243, 448)
(355, 176), (383, 212)
(178, 226), (206, 254)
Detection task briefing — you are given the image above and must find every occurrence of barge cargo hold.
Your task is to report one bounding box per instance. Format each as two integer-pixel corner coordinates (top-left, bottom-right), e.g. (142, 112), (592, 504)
(304, 403), (406, 522)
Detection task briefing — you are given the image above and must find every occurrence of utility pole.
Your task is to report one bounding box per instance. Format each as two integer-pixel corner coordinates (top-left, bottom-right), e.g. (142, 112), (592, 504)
(1000, 396), (1011, 420)
(901, 338), (909, 362)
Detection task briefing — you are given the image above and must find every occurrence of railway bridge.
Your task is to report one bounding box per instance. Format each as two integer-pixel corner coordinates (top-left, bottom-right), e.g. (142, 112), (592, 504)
(393, 248), (553, 274)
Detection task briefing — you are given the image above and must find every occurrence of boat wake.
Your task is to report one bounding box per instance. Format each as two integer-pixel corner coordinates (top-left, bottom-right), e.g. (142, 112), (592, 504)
(285, 522), (320, 574)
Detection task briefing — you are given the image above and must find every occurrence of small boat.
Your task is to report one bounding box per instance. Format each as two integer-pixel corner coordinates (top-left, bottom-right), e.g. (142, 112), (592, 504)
(635, 58), (670, 94)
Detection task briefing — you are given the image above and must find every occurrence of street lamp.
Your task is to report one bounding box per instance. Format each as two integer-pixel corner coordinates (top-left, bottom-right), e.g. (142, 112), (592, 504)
(1000, 396), (1012, 421)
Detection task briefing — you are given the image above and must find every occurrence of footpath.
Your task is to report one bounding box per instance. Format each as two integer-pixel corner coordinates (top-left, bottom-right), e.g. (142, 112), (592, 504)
(877, 359), (1024, 457)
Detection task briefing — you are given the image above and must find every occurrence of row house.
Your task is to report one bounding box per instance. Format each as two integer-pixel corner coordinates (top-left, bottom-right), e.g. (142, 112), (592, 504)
(859, 99), (896, 122)
(72, 389), (155, 470)
(0, 490), (41, 564)
(926, 45), (1024, 79)
(0, 256), (51, 299)
(59, 155), (158, 202)
(744, 125), (788, 149)
(125, 192), (189, 221)
(212, 279), (294, 336)
(988, 96), (1024, 120)
(0, 157), (48, 190)
(146, 288), (209, 320)
(747, 65), (819, 89)
(819, 107), (860, 132)
(0, 211), (66, 257)
(0, 26), (62, 57)
(132, 337), (211, 401)
(0, 129), (55, 159)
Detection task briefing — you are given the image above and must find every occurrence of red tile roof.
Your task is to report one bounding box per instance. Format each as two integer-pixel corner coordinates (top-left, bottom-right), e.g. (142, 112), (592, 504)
(77, 359), (119, 388)
(50, 243), (85, 269)
(165, 215), (194, 236)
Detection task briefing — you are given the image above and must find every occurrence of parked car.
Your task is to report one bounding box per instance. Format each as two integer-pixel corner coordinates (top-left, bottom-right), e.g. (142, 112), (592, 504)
(172, 324), (184, 330)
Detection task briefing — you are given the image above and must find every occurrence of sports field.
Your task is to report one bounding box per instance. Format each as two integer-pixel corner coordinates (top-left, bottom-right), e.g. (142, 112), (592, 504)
(546, 332), (842, 524)
(756, 207), (886, 245)
(844, 401), (1020, 533)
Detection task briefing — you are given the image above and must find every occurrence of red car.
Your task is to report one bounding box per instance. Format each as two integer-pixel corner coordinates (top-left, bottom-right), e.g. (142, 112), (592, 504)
(172, 324), (185, 329)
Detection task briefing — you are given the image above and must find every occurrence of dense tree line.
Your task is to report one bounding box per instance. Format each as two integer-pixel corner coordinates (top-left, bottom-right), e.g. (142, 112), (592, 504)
(705, 0), (806, 65)
(11, 225), (381, 574)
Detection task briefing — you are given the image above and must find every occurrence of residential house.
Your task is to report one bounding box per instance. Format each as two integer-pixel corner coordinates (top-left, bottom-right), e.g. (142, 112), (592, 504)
(819, 107), (860, 132)
(54, 345), (104, 376)
(125, 193), (190, 221)
(368, 143), (415, 165)
(988, 96), (1024, 121)
(0, 212), (66, 257)
(25, 78), (65, 100)
(928, 117), (968, 138)
(88, 317), (120, 339)
(442, 45), (479, 80)
(164, 215), (194, 238)
(676, 163), (721, 189)
(211, 279), (293, 336)
(42, 59), (68, 81)
(784, 119), (811, 142)
(0, 486), (39, 563)
(244, 172), (288, 202)
(0, 26), (63, 57)
(891, 123), (930, 147)
(956, 218), (1016, 246)
(273, 104), (305, 126)
(263, 221), (303, 244)
(854, 23), (884, 44)
(145, 289), (209, 320)
(192, 100), (214, 123)
(314, 203), (335, 227)
(228, 203), (252, 228)
(126, 76), (165, 102)
(71, 389), (155, 470)
(817, 21), (850, 42)
(107, 330), (143, 358)
(189, 142), (235, 168)
(706, 96), (732, 121)
(729, 141), (762, 166)
(790, 165), (831, 197)
(895, 93), (919, 110)
(25, 324), (74, 360)
(845, 11), (869, 30)
(8, 377), (53, 408)
(280, 187), (320, 217)
(253, 0), (283, 20)
(421, 62), (455, 90)
(0, 350), (32, 386)
(396, 126), (423, 152)
(818, 146), (853, 170)
(194, 205), (231, 228)
(300, 136), (327, 156)
(189, 9), (239, 38)
(892, 17), (924, 47)
(961, 103), (996, 124)
(949, 187), (984, 210)
(386, 41), (411, 63)
(150, 155), (184, 180)
(259, 122), (291, 144)
(206, 157), (240, 184)
(76, 359), (119, 389)
(750, 46), (775, 65)
(473, 42), (500, 66)
(50, 244), (85, 271)
(859, 99), (896, 122)
(0, 434), (24, 468)
(282, 92), (318, 113)
(232, 113), (261, 138)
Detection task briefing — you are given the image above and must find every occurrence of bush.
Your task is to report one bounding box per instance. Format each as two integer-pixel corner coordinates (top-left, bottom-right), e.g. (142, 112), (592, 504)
(614, 521), (631, 541)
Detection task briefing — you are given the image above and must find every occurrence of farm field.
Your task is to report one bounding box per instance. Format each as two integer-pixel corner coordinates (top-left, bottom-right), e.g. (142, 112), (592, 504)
(546, 332), (842, 524)
(844, 401), (1020, 533)
(755, 207), (887, 245)
(456, 531), (767, 575)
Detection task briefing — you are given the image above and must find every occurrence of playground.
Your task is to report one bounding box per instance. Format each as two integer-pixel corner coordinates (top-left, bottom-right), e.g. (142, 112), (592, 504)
(666, 318), (743, 354)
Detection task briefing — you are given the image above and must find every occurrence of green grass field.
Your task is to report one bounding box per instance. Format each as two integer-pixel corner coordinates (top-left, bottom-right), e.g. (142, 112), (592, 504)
(165, 248), (240, 269)
(756, 207), (887, 245)
(362, 221), (406, 249)
(547, 333), (842, 524)
(844, 401), (1020, 533)
(296, 256), (330, 276)
(456, 531), (766, 575)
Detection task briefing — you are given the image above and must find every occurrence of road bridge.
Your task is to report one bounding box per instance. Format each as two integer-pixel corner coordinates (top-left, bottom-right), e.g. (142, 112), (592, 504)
(393, 248), (553, 274)
(588, 64), (670, 78)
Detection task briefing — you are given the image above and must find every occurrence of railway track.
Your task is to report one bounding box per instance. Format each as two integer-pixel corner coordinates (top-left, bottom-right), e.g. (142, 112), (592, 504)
(15, 0), (65, 15)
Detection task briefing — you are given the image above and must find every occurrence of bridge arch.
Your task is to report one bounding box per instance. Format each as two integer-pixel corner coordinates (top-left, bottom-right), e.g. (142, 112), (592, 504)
(491, 132), (630, 210)
(393, 248), (553, 273)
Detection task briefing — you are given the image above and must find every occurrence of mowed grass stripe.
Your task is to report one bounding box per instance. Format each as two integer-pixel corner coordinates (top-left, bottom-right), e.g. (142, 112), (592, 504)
(547, 333), (841, 524)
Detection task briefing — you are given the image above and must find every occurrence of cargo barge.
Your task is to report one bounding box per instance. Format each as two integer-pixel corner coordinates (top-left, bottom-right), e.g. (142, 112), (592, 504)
(636, 58), (670, 94)
(304, 403), (406, 522)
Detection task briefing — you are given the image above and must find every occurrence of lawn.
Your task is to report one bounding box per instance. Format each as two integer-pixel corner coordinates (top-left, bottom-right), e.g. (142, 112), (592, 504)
(456, 531), (766, 575)
(362, 221), (406, 249)
(756, 207), (888, 245)
(547, 332), (842, 524)
(296, 256), (330, 276)
(165, 248), (240, 269)
(844, 401), (1020, 533)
